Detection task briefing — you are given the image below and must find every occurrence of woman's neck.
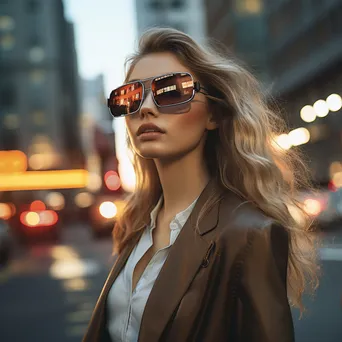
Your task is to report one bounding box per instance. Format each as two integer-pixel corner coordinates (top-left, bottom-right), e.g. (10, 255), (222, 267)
(154, 152), (210, 222)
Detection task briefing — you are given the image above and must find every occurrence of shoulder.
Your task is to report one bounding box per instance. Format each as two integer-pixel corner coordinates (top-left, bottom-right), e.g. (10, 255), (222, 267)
(216, 190), (288, 251)
(218, 190), (274, 233)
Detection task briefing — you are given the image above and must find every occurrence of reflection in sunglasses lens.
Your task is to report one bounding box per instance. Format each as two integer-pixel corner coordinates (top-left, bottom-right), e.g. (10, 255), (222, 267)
(153, 73), (194, 106)
(109, 82), (143, 117)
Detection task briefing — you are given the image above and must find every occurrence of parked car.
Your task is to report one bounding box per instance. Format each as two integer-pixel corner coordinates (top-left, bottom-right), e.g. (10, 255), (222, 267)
(0, 219), (11, 268)
(8, 197), (60, 244)
(289, 184), (342, 229)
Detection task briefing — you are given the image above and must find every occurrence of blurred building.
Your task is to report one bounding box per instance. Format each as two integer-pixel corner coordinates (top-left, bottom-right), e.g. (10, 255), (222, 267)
(205, 0), (342, 182)
(0, 0), (84, 170)
(205, 0), (269, 83)
(266, 0), (342, 182)
(79, 75), (117, 193)
(135, 0), (207, 41)
(80, 75), (111, 126)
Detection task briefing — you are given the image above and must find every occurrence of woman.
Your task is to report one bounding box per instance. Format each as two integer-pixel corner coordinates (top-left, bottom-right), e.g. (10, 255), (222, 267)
(83, 28), (318, 342)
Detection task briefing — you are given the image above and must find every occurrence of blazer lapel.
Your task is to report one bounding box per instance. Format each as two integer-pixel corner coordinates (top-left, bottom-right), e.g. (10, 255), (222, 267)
(138, 178), (221, 342)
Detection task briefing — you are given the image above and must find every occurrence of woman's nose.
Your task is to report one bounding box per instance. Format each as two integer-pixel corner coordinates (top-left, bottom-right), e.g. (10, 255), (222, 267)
(139, 89), (158, 117)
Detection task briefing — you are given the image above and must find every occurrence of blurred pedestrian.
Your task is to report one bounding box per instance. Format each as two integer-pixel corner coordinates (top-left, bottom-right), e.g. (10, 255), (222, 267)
(83, 28), (319, 342)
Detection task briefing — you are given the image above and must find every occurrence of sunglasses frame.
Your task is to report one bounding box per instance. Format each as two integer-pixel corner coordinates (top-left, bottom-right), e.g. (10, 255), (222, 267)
(107, 72), (209, 118)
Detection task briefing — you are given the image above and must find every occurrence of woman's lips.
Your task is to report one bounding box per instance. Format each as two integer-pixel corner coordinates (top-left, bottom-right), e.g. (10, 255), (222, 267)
(136, 123), (165, 136)
(138, 131), (164, 141)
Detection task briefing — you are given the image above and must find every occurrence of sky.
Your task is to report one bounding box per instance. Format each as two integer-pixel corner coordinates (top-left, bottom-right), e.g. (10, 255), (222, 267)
(63, 0), (138, 190)
(63, 0), (137, 94)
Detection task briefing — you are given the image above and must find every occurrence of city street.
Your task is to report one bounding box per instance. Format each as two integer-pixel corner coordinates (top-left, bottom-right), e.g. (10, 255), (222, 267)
(0, 223), (113, 342)
(0, 223), (342, 342)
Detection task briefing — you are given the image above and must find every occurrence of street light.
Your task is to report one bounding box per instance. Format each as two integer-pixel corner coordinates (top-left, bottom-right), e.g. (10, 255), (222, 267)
(275, 134), (292, 150)
(326, 94), (342, 112)
(288, 127), (310, 146)
(300, 105), (316, 122)
(313, 99), (329, 117)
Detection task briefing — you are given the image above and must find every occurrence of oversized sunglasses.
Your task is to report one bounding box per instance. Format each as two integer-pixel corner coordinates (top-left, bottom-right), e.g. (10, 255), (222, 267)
(107, 72), (209, 118)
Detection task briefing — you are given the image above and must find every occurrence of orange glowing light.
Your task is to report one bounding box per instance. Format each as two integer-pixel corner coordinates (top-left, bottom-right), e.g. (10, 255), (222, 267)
(0, 150), (28, 173)
(303, 199), (322, 216)
(0, 169), (89, 191)
(0, 203), (12, 220)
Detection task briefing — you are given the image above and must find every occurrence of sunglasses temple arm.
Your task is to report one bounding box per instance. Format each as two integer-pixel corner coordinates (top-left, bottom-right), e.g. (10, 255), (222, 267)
(194, 81), (209, 94)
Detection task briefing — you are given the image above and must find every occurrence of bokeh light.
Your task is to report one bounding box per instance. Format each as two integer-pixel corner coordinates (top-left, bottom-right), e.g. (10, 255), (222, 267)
(99, 201), (117, 219)
(313, 99), (329, 118)
(326, 94), (342, 112)
(74, 192), (94, 208)
(300, 105), (316, 122)
(288, 128), (310, 146)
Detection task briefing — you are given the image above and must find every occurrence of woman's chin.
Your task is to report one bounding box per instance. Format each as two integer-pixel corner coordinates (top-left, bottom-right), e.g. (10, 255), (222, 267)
(135, 147), (180, 161)
(135, 148), (166, 159)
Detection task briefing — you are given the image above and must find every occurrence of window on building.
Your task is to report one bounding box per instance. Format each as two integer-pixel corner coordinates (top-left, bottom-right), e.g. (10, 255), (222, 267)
(0, 16), (15, 31)
(0, 16), (16, 52)
(0, 33), (15, 50)
(28, 46), (45, 63)
(29, 69), (46, 85)
(268, 0), (301, 40)
(3, 113), (19, 130)
(234, 0), (263, 15)
(32, 110), (46, 126)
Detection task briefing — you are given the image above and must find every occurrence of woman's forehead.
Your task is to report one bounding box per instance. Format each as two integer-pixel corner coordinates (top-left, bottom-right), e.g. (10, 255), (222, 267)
(128, 52), (192, 81)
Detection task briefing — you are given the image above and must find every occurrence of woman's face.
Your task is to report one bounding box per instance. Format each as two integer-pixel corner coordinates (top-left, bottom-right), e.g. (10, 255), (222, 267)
(125, 52), (217, 161)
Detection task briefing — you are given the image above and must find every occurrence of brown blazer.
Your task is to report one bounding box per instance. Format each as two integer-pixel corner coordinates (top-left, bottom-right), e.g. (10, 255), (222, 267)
(83, 180), (295, 342)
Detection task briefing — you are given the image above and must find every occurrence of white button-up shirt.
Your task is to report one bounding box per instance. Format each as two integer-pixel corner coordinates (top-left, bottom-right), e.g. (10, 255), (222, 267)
(107, 196), (198, 342)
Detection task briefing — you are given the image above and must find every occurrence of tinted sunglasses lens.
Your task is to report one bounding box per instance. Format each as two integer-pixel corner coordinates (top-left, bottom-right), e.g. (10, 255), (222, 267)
(108, 82), (143, 117)
(152, 73), (194, 106)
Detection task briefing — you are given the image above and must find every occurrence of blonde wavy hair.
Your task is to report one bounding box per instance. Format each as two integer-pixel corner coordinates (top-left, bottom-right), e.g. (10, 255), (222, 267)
(113, 28), (319, 312)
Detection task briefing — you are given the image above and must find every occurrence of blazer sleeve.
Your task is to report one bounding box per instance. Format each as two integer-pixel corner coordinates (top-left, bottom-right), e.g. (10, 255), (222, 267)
(238, 222), (295, 342)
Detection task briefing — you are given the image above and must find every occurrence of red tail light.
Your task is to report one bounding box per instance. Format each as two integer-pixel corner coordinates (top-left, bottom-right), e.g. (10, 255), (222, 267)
(20, 210), (58, 227)
(30, 200), (46, 211)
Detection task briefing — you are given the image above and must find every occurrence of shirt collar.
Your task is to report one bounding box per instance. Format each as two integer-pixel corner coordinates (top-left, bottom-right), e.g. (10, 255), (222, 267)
(149, 196), (198, 231)
(149, 196), (164, 229)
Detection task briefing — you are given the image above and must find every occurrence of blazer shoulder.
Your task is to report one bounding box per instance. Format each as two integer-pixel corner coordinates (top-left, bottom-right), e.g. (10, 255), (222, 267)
(218, 190), (274, 234)
(216, 190), (288, 262)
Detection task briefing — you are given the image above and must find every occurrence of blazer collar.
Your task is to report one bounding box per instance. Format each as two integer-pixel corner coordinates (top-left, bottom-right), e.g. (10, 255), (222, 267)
(195, 177), (222, 235)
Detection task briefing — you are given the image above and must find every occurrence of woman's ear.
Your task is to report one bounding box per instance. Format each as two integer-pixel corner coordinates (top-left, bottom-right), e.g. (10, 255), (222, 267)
(206, 114), (218, 130)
